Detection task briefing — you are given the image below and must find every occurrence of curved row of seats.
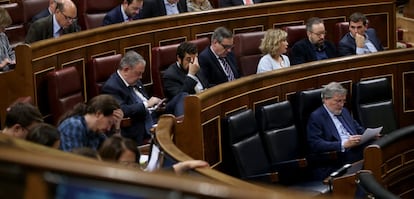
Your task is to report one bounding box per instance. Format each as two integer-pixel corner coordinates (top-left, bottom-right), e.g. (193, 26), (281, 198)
(219, 77), (396, 194)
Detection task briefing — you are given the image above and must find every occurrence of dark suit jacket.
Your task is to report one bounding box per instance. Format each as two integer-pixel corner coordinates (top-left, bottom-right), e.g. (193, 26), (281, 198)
(290, 38), (338, 65)
(25, 15), (80, 44)
(338, 28), (383, 56)
(307, 106), (365, 179)
(103, 5), (140, 26)
(101, 72), (149, 145)
(219, 0), (262, 7)
(198, 46), (240, 88)
(163, 63), (209, 100)
(140, 0), (187, 18)
(31, 8), (51, 23)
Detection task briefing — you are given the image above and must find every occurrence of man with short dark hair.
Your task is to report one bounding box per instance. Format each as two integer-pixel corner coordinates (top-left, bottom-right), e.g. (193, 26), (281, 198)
(103, 0), (143, 26)
(290, 17), (338, 65)
(163, 42), (208, 100)
(25, 0), (80, 43)
(338, 12), (383, 56)
(2, 102), (43, 139)
(198, 27), (240, 88)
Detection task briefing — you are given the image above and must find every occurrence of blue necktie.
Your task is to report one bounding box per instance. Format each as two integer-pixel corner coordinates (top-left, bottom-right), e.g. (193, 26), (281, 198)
(336, 114), (353, 135)
(129, 86), (153, 135)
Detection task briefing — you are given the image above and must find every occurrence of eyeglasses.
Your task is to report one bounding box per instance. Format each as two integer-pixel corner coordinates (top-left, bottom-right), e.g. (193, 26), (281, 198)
(219, 42), (234, 50)
(310, 31), (327, 37)
(60, 11), (77, 22)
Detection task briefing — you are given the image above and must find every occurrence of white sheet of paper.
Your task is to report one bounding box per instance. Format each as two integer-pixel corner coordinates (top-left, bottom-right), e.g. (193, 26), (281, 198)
(360, 126), (383, 144)
(145, 144), (161, 172)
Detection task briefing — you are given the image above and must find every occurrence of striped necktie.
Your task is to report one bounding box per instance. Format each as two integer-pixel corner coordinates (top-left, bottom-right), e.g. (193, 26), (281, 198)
(219, 57), (235, 81)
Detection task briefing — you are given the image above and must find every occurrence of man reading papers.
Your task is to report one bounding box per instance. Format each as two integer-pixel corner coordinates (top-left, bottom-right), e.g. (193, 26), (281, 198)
(307, 82), (381, 180)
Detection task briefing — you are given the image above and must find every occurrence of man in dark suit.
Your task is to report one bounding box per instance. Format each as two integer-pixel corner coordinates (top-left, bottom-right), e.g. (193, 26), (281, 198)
(163, 42), (208, 100)
(140, 0), (187, 18)
(198, 27), (240, 88)
(101, 51), (184, 145)
(338, 12), (383, 56)
(307, 82), (376, 180)
(30, 0), (57, 23)
(290, 17), (338, 65)
(25, 0), (80, 44)
(219, 0), (262, 7)
(103, 0), (143, 26)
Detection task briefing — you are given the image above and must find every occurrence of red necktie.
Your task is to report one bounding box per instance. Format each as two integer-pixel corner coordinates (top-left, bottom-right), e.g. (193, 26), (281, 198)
(245, 0), (253, 5)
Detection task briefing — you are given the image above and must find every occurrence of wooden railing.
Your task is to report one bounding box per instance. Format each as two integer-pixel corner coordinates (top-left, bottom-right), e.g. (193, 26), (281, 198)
(0, 133), (327, 199)
(174, 48), (414, 171)
(0, 0), (395, 126)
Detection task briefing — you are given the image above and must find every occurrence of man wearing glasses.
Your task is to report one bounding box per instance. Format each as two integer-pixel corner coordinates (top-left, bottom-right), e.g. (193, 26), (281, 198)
(198, 27), (240, 88)
(103, 0), (143, 26)
(338, 12), (383, 56)
(290, 17), (338, 65)
(25, 0), (80, 44)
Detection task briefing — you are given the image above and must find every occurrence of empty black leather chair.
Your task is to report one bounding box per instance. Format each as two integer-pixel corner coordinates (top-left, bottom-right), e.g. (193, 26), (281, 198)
(222, 109), (278, 183)
(256, 101), (329, 194)
(352, 78), (397, 135)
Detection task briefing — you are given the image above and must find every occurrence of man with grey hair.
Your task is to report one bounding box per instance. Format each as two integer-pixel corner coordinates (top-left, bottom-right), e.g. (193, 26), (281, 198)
(198, 26), (240, 88)
(306, 82), (366, 180)
(290, 17), (338, 65)
(101, 51), (184, 145)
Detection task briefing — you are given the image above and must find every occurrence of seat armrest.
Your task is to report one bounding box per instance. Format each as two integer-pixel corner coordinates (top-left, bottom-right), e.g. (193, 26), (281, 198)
(307, 151), (339, 167)
(271, 158), (308, 170)
(245, 172), (279, 183)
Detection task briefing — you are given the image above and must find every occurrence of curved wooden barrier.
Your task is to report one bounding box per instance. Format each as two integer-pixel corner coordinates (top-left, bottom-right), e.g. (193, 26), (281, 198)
(174, 48), (414, 170)
(0, 133), (324, 198)
(0, 0), (395, 125)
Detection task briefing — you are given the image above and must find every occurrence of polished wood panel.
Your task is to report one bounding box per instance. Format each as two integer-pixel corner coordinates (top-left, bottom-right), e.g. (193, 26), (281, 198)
(0, 133), (319, 199)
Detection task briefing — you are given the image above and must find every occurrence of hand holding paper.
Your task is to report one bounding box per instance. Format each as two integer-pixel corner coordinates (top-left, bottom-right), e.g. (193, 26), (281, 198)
(360, 126), (383, 144)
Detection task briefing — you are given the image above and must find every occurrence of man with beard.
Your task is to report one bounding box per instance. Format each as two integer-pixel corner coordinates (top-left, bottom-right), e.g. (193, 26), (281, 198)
(163, 42), (209, 100)
(290, 17), (338, 65)
(103, 0), (143, 26)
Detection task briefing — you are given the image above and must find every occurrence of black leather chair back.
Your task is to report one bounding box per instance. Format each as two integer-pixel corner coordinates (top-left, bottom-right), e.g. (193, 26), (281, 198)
(289, 88), (323, 156)
(256, 101), (299, 164)
(352, 78), (397, 135)
(223, 109), (271, 179)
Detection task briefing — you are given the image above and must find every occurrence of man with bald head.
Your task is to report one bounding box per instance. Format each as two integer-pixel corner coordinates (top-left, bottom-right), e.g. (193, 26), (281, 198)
(25, 0), (80, 43)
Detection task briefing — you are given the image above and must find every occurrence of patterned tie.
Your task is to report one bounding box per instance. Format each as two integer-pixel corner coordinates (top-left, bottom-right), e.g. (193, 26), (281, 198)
(219, 57), (235, 81)
(336, 114), (352, 135)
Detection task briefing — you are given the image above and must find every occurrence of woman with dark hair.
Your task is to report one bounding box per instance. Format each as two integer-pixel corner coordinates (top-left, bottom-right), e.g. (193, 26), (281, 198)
(99, 135), (209, 174)
(0, 7), (16, 71)
(99, 135), (140, 167)
(26, 123), (60, 148)
(58, 94), (124, 152)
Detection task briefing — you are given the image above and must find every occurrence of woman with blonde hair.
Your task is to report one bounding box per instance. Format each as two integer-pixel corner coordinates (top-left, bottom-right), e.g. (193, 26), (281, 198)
(256, 28), (290, 73)
(0, 7), (15, 72)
